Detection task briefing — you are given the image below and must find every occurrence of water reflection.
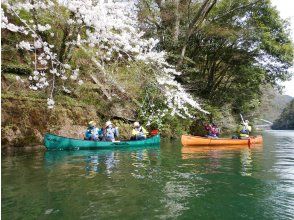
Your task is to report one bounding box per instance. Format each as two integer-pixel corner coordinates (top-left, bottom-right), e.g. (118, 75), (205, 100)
(181, 144), (263, 176)
(181, 145), (263, 158)
(2, 131), (294, 219)
(84, 151), (121, 176)
(86, 155), (99, 175)
(240, 148), (253, 176)
(44, 147), (160, 178)
(159, 180), (190, 219)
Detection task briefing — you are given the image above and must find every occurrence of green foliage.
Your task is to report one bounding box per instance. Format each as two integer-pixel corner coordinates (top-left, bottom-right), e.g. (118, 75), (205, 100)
(140, 0), (293, 117)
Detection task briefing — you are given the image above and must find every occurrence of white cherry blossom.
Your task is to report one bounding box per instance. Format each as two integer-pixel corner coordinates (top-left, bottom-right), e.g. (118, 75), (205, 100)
(1, 0), (207, 115)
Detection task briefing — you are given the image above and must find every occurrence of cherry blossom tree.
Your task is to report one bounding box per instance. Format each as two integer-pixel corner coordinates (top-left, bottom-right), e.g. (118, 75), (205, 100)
(1, 0), (208, 119)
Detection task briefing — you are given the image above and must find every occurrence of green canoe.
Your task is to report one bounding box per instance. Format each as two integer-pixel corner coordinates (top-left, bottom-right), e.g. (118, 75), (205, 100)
(44, 133), (160, 150)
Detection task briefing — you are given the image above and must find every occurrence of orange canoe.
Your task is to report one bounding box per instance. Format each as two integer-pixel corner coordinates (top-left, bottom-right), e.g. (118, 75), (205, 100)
(181, 135), (263, 147)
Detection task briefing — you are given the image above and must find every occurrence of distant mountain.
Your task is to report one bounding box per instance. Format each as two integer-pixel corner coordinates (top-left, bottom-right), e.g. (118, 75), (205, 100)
(272, 100), (294, 130)
(257, 86), (293, 122)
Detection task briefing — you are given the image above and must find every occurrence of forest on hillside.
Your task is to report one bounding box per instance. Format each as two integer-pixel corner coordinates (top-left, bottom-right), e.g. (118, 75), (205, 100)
(257, 86), (292, 122)
(272, 99), (294, 130)
(1, 0), (294, 146)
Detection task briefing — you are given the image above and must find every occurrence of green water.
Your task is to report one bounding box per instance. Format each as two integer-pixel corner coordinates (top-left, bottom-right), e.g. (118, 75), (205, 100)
(2, 130), (294, 219)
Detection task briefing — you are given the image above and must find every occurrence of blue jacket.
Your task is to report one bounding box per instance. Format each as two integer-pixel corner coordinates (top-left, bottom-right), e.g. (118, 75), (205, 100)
(104, 127), (119, 141)
(85, 127), (99, 140)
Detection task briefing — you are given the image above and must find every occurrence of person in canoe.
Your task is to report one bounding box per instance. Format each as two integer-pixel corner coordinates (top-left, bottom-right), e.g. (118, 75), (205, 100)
(131, 121), (148, 140)
(212, 123), (220, 137)
(84, 121), (99, 141)
(204, 123), (219, 138)
(103, 120), (119, 142)
(237, 120), (252, 139)
(97, 127), (104, 141)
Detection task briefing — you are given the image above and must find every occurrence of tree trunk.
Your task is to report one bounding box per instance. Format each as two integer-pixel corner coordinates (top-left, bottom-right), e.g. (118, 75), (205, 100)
(173, 0), (180, 43)
(58, 25), (70, 63)
(80, 46), (140, 107)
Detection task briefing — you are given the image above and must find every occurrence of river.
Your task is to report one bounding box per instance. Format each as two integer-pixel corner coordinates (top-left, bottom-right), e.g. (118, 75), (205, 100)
(1, 130), (294, 219)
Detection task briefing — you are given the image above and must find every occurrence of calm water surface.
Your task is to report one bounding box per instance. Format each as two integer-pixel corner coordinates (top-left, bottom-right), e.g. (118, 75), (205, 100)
(2, 130), (294, 219)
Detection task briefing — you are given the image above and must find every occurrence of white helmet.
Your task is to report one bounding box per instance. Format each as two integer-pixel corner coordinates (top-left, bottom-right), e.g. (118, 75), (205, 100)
(134, 121), (140, 127)
(105, 121), (112, 127)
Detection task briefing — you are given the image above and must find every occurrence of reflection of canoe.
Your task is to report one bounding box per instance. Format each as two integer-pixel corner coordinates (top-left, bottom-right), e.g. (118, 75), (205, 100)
(44, 146), (160, 164)
(181, 135), (263, 147)
(44, 133), (160, 150)
(181, 145), (263, 160)
(182, 145), (263, 154)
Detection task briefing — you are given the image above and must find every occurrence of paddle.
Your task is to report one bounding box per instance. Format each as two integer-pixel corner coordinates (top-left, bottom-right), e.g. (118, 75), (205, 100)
(240, 113), (245, 124)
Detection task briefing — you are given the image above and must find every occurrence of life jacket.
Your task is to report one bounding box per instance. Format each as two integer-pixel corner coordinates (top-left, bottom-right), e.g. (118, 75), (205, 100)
(85, 127), (98, 140)
(240, 125), (249, 134)
(97, 128), (104, 140)
(132, 126), (147, 138)
(104, 127), (119, 141)
(239, 133), (249, 138)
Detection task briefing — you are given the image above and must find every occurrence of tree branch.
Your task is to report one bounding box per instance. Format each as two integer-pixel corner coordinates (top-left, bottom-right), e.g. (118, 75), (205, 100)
(178, 0), (217, 66)
(211, 0), (260, 22)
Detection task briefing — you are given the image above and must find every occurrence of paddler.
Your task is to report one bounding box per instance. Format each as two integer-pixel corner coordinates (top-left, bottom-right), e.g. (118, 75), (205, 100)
(131, 121), (148, 140)
(204, 123), (219, 138)
(237, 120), (252, 139)
(84, 121), (99, 141)
(103, 121), (119, 142)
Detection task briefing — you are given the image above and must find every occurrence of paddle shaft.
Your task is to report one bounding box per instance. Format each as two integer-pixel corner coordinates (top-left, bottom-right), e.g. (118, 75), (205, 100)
(240, 114), (245, 124)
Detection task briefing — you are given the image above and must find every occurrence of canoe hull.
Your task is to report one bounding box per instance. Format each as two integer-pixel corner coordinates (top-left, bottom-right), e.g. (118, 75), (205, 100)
(44, 133), (160, 150)
(181, 135), (263, 147)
